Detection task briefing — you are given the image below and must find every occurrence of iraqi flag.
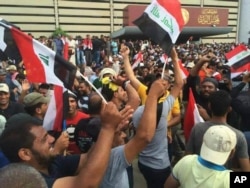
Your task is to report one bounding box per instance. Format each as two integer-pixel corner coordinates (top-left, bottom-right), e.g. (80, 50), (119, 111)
(133, 0), (184, 55)
(183, 88), (204, 142)
(225, 44), (250, 79)
(43, 85), (64, 131)
(178, 60), (189, 79)
(0, 19), (76, 131)
(132, 51), (143, 69)
(0, 18), (77, 89)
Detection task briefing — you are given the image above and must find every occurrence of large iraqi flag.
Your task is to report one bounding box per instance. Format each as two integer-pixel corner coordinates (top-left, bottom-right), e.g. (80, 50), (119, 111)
(225, 44), (250, 79)
(133, 0), (184, 55)
(0, 19), (77, 131)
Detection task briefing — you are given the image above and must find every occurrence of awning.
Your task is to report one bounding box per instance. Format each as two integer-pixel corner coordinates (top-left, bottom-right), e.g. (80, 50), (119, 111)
(111, 26), (233, 42)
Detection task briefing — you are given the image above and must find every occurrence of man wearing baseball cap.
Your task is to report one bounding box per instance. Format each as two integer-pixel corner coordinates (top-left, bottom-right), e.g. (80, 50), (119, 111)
(23, 92), (50, 124)
(0, 83), (25, 119)
(165, 125), (237, 188)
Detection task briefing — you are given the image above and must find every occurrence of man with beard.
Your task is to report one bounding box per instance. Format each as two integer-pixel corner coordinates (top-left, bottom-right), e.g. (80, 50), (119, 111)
(23, 92), (69, 156)
(183, 53), (218, 121)
(0, 102), (133, 188)
(77, 80), (92, 114)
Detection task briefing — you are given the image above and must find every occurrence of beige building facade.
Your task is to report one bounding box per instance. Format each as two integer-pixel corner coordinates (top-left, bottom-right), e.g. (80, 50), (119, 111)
(0, 0), (240, 43)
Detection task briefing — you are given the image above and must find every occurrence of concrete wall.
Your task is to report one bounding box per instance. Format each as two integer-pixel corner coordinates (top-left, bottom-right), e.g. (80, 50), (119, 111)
(0, 0), (239, 43)
(238, 0), (250, 44)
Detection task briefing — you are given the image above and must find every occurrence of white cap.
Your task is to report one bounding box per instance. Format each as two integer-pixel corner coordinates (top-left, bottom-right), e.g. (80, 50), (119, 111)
(200, 126), (236, 165)
(0, 83), (9, 93)
(99, 68), (117, 80)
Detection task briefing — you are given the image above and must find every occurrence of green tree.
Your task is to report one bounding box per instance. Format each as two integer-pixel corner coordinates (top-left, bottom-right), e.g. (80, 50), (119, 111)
(51, 27), (68, 38)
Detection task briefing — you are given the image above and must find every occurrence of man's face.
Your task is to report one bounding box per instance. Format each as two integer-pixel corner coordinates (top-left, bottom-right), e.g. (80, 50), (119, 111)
(68, 97), (77, 115)
(29, 126), (55, 167)
(0, 92), (10, 106)
(200, 82), (216, 98)
(37, 103), (48, 117)
(78, 83), (89, 96)
(39, 88), (48, 97)
(115, 87), (128, 103)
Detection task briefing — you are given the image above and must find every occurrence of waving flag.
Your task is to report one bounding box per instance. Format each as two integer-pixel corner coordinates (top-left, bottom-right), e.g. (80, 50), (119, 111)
(0, 19), (77, 131)
(132, 51), (143, 69)
(183, 88), (204, 142)
(133, 0), (184, 55)
(225, 44), (250, 79)
(178, 60), (189, 79)
(0, 19), (76, 89)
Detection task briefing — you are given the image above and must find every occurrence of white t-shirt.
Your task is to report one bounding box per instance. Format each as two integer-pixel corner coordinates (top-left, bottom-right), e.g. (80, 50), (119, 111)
(173, 155), (231, 188)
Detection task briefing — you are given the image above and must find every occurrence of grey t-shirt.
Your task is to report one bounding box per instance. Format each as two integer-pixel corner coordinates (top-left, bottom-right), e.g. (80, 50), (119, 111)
(186, 121), (249, 160)
(133, 95), (175, 169)
(100, 145), (130, 188)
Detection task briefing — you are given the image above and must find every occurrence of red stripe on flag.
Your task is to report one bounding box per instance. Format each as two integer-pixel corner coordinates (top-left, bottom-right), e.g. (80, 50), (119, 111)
(53, 86), (64, 131)
(178, 60), (189, 79)
(157, 0), (185, 31)
(10, 27), (46, 83)
(225, 44), (247, 60)
(183, 88), (196, 142)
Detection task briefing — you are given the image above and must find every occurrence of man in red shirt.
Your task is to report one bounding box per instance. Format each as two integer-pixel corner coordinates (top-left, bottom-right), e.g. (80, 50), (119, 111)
(66, 92), (89, 154)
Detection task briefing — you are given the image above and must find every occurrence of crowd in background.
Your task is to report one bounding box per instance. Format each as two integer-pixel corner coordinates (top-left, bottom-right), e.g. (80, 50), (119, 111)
(0, 32), (250, 188)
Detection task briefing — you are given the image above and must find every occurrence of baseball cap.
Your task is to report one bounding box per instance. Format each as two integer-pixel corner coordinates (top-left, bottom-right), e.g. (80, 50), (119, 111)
(0, 83), (9, 93)
(23, 92), (49, 107)
(200, 125), (237, 165)
(6, 65), (17, 71)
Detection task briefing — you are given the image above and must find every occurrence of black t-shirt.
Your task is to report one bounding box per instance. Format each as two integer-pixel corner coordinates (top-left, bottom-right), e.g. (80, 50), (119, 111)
(74, 117), (94, 153)
(0, 101), (25, 120)
(41, 155), (80, 188)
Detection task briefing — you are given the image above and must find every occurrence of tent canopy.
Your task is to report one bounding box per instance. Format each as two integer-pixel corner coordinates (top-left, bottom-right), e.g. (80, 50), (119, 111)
(111, 26), (233, 42)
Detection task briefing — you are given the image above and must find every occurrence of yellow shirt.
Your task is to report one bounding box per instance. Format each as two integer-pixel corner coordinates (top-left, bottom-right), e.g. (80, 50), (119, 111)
(137, 83), (181, 141)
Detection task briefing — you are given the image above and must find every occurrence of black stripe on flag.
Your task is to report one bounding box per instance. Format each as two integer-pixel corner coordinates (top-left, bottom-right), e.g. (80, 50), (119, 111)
(133, 13), (173, 55)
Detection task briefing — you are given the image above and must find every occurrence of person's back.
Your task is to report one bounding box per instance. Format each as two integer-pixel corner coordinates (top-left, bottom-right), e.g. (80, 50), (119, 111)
(186, 90), (249, 171)
(172, 155), (231, 188)
(165, 125), (237, 188)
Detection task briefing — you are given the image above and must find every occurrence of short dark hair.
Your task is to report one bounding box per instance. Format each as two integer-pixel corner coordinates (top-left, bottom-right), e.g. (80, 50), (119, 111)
(25, 102), (44, 116)
(88, 94), (102, 115)
(0, 113), (42, 162)
(38, 83), (50, 90)
(209, 90), (232, 116)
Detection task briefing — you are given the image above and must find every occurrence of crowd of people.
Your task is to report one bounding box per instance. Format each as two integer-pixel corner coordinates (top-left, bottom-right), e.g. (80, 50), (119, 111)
(0, 33), (250, 188)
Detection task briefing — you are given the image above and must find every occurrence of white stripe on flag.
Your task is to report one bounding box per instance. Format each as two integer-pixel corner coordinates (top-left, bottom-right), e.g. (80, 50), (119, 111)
(194, 104), (204, 124)
(227, 49), (250, 67)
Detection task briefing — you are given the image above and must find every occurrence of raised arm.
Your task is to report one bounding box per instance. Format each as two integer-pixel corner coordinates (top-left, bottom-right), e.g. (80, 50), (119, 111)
(120, 46), (142, 90)
(124, 79), (166, 163)
(54, 103), (133, 188)
(169, 48), (184, 99)
(111, 75), (141, 111)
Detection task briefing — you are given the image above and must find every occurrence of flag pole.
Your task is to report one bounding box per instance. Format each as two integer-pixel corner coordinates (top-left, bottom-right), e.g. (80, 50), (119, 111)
(161, 56), (168, 79)
(77, 71), (108, 104)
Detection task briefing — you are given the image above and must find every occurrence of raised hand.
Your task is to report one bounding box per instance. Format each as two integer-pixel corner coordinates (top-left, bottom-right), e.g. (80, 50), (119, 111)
(120, 46), (130, 59)
(148, 79), (167, 98)
(110, 75), (126, 86)
(117, 105), (134, 130)
(52, 131), (69, 155)
(100, 102), (122, 131)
